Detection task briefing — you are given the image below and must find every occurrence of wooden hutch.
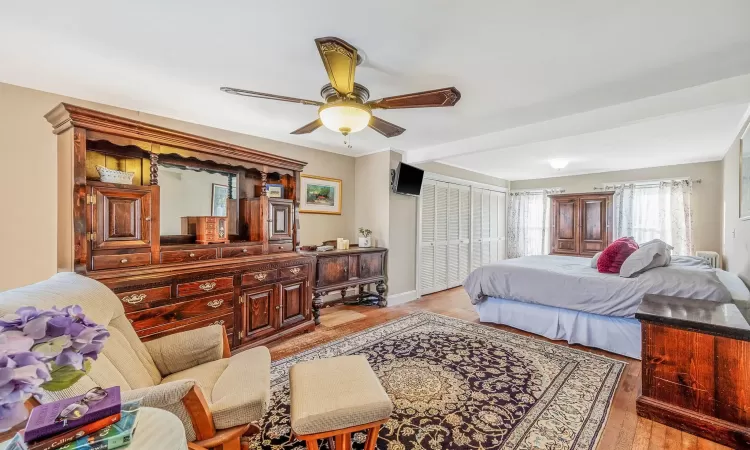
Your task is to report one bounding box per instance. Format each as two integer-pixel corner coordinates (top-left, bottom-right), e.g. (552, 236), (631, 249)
(46, 104), (315, 351)
(549, 192), (614, 257)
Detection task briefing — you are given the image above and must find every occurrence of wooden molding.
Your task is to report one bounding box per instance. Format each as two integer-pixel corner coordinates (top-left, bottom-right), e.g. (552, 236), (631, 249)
(44, 103), (307, 171)
(182, 385), (216, 441)
(222, 328), (231, 358)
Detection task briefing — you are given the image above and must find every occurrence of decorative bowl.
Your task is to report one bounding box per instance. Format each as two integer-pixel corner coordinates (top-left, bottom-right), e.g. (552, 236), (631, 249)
(96, 165), (135, 184)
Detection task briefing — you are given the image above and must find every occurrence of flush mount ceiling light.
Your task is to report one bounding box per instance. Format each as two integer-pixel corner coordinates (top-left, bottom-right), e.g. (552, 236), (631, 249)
(220, 36), (461, 140)
(549, 159), (569, 170)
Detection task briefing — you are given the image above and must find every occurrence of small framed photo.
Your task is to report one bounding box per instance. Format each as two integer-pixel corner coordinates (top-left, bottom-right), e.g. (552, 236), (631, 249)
(266, 183), (284, 198)
(211, 183), (228, 216)
(300, 175), (342, 215)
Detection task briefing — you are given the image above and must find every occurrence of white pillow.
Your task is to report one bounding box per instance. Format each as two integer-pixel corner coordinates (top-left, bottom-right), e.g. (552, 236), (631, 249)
(640, 238), (674, 251)
(619, 240), (671, 277)
(591, 251), (603, 268)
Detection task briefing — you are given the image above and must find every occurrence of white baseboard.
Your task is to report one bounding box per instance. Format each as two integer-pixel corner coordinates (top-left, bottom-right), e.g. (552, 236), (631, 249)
(387, 290), (419, 306)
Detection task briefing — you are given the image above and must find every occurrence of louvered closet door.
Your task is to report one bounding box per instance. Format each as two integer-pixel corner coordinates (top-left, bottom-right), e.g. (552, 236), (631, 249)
(481, 190), (491, 265)
(446, 184), (461, 287)
(433, 182), (449, 293)
(457, 186), (471, 283)
(419, 181), (436, 294)
(471, 189), (483, 271)
(496, 191), (507, 261)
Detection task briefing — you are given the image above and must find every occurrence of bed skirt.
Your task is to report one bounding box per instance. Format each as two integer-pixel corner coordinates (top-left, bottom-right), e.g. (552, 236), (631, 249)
(475, 297), (641, 359)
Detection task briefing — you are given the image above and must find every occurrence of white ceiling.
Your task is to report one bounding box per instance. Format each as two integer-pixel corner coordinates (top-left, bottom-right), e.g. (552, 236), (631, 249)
(1, 1), (749, 178)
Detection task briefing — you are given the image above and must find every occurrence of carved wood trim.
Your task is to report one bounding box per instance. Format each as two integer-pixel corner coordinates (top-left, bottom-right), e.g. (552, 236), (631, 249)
(45, 103), (306, 171)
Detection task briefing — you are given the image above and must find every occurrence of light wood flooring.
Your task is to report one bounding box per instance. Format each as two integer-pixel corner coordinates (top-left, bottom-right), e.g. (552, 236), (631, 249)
(265, 287), (731, 450)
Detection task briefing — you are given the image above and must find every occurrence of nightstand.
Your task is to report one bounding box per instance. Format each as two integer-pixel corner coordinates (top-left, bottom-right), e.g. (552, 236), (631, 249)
(636, 294), (750, 448)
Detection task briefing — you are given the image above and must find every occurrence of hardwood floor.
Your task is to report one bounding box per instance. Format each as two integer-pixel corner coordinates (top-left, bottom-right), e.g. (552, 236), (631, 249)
(265, 287), (731, 450)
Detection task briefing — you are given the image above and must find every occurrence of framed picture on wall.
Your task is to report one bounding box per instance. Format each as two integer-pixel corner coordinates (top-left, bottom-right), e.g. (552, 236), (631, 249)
(741, 122), (750, 220)
(300, 175), (342, 215)
(211, 183), (228, 216)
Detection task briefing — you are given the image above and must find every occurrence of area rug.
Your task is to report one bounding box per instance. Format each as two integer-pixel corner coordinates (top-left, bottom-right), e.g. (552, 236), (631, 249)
(250, 312), (625, 450)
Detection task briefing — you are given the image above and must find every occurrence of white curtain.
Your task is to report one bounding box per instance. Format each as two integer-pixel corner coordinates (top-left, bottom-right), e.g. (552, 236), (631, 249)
(612, 180), (694, 255)
(507, 189), (560, 258)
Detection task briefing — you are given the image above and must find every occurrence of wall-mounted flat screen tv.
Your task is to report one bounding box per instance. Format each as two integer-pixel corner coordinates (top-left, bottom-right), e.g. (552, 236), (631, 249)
(392, 162), (424, 196)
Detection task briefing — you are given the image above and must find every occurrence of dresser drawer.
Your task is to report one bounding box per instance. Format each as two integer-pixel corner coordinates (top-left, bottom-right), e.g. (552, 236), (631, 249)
(221, 245), (263, 258)
(126, 292), (233, 331)
(269, 242), (294, 253)
(160, 248), (217, 264)
(92, 253), (151, 270)
(176, 276), (234, 297)
(117, 286), (171, 312)
(279, 264), (307, 280)
(241, 269), (278, 287)
(137, 311), (235, 341)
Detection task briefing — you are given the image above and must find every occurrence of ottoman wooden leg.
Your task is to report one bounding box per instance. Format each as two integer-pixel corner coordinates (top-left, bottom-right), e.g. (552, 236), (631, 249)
(364, 425), (380, 450)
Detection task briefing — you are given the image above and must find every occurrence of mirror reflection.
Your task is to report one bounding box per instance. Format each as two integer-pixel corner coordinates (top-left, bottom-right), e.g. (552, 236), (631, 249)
(159, 164), (238, 236)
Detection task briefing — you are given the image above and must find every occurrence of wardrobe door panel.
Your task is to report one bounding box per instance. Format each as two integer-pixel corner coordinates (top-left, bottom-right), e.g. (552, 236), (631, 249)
(551, 197), (579, 255)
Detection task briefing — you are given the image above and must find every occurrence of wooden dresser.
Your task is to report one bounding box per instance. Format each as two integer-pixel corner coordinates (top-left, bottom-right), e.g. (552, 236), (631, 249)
(46, 103), (315, 351)
(636, 294), (750, 448)
(300, 247), (388, 324)
(549, 192), (613, 257)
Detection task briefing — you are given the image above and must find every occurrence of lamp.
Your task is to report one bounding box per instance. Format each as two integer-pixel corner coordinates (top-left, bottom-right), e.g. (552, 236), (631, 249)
(549, 159), (569, 170)
(318, 101), (372, 136)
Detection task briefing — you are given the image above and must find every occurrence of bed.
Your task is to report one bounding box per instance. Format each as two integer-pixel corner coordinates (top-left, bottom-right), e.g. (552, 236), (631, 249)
(464, 255), (749, 359)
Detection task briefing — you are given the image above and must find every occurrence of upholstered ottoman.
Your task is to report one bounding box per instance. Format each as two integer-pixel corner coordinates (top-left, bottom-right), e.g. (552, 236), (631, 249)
(290, 355), (393, 450)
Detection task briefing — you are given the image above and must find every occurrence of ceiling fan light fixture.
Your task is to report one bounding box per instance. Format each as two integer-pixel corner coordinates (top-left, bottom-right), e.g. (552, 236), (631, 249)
(318, 101), (372, 136)
(549, 159), (569, 170)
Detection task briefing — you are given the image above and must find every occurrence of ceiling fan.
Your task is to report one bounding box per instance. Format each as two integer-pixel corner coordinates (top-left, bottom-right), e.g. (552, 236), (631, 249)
(221, 37), (461, 139)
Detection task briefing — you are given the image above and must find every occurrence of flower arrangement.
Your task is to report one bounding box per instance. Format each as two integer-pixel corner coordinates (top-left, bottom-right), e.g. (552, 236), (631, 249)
(358, 228), (372, 238)
(0, 305), (110, 431)
(358, 228), (373, 248)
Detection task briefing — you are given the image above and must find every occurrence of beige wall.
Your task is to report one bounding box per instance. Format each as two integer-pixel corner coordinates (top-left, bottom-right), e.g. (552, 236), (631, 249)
(511, 161), (724, 254)
(722, 111), (750, 281)
(388, 152), (418, 296)
(0, 82), (356, 291)
(354, 151), (391, 248)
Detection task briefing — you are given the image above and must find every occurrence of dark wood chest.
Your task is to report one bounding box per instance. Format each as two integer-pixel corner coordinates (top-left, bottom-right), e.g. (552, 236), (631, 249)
(636, 294), (750, 448)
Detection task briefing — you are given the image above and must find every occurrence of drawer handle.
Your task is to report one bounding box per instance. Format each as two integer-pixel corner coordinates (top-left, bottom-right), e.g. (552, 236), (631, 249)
(275, 306), (280, 310)
(242, 248), (248, 253)
(120, 258), (128, 264)
(121, 293), (147, 304)
(254, 273), (267, 281)
(207, 299), (224, 308)
(199, 282), (217, 291)
(128, 319), (134, 324)
(210, 320), (225, 326)
(290, 267), (301, 275)
(189, 253), (196, 258)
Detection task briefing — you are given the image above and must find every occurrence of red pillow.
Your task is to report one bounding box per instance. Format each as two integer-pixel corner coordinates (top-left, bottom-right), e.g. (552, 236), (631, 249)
(597, 237), (639, 274)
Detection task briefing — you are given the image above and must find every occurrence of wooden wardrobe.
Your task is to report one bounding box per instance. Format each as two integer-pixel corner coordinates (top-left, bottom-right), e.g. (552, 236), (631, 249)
(549, 192), (614, 257)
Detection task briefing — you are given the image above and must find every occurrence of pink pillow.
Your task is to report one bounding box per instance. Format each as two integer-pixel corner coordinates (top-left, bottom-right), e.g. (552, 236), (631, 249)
(597, 237), (639, 274)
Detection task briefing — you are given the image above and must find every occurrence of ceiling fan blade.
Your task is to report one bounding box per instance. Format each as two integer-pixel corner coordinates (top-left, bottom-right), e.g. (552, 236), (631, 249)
(369, 116), (406, 138)
(220, 87), (322, 106)
(368, 87), (461, 109)
(315, 37), (357, 95)
(290, 118), (323, 135)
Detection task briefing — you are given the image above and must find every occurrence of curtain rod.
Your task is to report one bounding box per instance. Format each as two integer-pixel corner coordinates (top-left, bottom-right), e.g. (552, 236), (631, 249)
(592, 178), (702, 190)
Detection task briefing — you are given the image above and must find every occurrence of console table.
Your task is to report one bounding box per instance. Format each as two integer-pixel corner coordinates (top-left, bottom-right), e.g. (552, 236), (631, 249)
(300, 247), (388, 325)
(636, 294), (750, 448)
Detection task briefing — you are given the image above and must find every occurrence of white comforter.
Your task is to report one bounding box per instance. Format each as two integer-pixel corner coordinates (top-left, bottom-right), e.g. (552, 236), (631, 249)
(463, 255), (732, 317)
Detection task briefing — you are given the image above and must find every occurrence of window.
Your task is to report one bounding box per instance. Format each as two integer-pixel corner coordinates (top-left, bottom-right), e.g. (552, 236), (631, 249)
(611, 180), (694, 255)
(506, 189), (560, 258)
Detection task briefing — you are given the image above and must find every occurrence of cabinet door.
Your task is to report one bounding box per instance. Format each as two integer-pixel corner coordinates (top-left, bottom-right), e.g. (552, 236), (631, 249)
(269, 200), (293, 241)
(316, 255), (349, 287)
(279, 279), (306, 327)
(551, 197), (578, 254)
(359, 252), (383, 279)
(579, 196), (609, 256)
(91, 185), (153, 250)
(240, 285), (278, 342)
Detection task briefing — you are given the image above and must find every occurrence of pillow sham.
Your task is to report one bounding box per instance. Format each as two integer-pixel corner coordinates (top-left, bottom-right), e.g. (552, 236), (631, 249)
(597, 237), (639, 274)
(591, 251), (603, 268)
(620, 239), (671, 277)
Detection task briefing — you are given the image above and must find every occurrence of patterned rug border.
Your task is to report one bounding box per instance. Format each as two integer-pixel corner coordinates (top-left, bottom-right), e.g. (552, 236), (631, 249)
(265, 311), (627, 450)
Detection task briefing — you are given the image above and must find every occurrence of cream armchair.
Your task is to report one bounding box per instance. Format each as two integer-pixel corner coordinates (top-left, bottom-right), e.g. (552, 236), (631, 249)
(0, 273), (270, 450)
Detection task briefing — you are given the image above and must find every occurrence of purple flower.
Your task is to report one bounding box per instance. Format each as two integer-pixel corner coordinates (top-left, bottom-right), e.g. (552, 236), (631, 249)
(0, 401), (30, 432)
(0, 307), (61, 332)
